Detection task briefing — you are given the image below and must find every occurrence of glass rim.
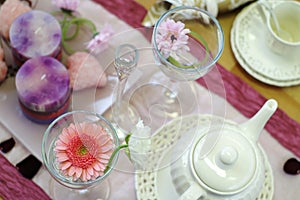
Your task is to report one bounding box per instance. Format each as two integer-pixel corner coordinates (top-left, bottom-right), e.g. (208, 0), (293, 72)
(152, 6), (224, 73)
(41, 110), (120, 187)
(114, 43), (140, 67)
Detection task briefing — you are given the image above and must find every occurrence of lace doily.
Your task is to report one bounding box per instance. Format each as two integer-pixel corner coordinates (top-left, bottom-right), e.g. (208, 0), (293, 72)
(135, 114), (274, 200)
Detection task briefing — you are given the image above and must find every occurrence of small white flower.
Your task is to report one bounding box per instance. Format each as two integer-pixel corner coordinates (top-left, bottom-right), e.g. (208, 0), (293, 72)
(128, 120), (151, 170)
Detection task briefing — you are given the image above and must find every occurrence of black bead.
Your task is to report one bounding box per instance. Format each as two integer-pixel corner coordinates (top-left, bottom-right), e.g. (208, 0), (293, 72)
(283, 158), (300, 175)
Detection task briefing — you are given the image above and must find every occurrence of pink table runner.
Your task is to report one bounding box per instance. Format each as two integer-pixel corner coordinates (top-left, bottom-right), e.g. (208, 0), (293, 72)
(0, 155), (51, 200)
(93, 0), (300, 158)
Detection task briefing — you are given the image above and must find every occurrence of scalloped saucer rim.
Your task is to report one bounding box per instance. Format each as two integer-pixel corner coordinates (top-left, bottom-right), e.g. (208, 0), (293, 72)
(231, 23), (300, 87)
(231, 1), (300, 85)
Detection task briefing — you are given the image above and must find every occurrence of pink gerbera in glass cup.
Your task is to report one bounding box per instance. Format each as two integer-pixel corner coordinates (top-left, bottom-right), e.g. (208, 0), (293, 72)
(42, 110), (119, 200)
(55, 122), (113, 181)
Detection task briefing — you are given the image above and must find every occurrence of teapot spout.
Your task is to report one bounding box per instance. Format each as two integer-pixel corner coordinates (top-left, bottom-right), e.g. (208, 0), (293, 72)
(239, 99), (278, 141)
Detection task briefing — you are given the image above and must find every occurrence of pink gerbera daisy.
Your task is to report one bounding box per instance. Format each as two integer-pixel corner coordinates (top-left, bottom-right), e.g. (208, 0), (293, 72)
(54, 122), (114, 181)
(156, 18), (191, 58)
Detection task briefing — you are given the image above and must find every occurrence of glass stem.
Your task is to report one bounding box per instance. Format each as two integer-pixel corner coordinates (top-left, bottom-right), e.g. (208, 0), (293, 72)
(115, 77), (127, 123)
(113, 44), (139, 132)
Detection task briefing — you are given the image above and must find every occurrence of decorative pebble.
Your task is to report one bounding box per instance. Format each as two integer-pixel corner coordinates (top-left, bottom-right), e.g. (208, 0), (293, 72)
(0, 0), (31, 40)
(283, 158), (300, 175)
(67, 52), (107, 91)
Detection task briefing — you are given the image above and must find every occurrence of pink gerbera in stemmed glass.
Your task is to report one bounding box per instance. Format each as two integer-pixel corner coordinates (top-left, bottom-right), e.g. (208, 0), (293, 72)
(42, 110), (120, 200)
(54, 122), (113, 181)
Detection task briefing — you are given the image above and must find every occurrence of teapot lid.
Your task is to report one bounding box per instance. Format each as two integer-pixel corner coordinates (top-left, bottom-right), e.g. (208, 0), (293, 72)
(191, 129), (257, 195)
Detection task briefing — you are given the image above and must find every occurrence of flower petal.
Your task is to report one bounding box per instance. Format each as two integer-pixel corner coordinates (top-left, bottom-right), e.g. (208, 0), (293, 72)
(56, 153), (69, 162)
(81, 170), (87, 182)
(75, 167), (82, 179)
(60, 161), (72, 170)
(98, 154), (110, 160)
(59, 131), (70, 144)
(52, 0), (80, 11)
(86, 170), (91, 180)
(100, 146), (113, 153)
(68, 166), (76, 176)
(55, 144), (68, 150)
(93, 163), (100, 171)
(87, 167), (94, 176)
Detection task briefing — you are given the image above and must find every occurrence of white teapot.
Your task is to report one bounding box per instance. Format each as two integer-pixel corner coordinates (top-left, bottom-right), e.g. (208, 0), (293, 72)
(170, 99), (277, 200)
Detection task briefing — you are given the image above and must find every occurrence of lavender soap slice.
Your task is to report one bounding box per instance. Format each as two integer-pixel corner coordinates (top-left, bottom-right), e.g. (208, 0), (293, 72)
(9, 10), (62, 65)
(16, 56), (71, 124)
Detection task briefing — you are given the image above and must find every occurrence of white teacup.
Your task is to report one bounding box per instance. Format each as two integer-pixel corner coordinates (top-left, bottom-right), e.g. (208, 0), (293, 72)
(258, 1), (300, 56)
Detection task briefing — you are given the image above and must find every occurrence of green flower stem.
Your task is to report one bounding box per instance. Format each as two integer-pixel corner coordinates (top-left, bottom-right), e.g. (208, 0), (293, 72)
(167, 31), (210, 69)
(53, 10), (98, 55)
(104, 143), (128, 173)
(61, 38), (75, 55)
(62, 17), (97, 41)
(61, 17), (97, 54)
(62, 20), (80, 41)
(62, 13), (68, 27)
(167, 56), (195, 69)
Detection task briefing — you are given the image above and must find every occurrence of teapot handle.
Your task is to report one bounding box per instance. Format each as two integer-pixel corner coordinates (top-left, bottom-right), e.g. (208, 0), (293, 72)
(179, 182), (207, 200)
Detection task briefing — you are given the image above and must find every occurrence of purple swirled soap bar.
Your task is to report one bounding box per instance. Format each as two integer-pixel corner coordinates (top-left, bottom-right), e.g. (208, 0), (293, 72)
(16, 56), (70, 124)
(9, 10), (62, 65)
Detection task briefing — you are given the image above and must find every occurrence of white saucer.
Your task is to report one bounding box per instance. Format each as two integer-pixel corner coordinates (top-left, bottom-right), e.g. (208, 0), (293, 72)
(135, 114), (274, 200)
(230, 2), (300, 87)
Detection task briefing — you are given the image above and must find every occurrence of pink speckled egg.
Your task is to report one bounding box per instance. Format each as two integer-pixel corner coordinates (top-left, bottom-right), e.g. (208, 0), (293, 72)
(67, 52), (107, 91)
(0, 0), (31, 40)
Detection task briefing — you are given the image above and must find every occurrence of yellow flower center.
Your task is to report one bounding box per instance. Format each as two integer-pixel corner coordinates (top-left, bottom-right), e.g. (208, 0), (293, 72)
(78, 145), (88, 156)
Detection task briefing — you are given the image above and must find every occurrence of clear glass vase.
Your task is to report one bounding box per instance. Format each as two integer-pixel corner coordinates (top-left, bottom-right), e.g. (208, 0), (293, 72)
(42, 110), (120, 200)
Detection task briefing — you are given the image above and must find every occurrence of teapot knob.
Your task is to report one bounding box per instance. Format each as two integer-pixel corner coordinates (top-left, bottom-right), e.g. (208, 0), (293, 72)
(219, 146), (238, 165)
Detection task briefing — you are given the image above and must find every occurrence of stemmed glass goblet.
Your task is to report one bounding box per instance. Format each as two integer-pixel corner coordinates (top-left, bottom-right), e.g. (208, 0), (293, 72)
(152, 6), (224, 81)
(42, 110), (120, 200)
(111, 6), (224, 134)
